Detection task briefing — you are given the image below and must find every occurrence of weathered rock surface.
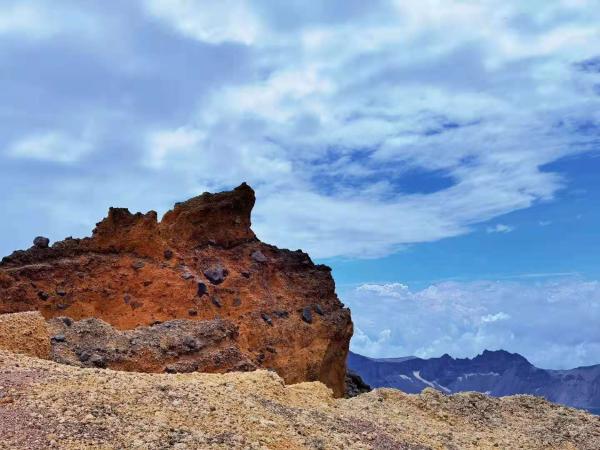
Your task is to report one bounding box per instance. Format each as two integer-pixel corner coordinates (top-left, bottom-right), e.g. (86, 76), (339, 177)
(0, 183), (352, 396)
(1, 350), (599, 450)
(48, 316), (255, 374)
(344, 369), (372, 398)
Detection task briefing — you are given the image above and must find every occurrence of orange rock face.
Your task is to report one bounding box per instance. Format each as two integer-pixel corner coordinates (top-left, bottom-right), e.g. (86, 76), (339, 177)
(0, 183), (353, 396)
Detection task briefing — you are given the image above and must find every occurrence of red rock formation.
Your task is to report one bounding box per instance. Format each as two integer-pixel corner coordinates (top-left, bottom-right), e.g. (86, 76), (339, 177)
(0, 183), (353, 396)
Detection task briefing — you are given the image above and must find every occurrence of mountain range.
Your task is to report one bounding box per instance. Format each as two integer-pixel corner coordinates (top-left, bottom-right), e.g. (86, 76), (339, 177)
(348, 349), (600, 413)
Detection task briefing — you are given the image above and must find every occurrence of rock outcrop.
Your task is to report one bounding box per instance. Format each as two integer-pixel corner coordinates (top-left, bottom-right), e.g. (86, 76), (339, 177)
(0, 183), (353, 396)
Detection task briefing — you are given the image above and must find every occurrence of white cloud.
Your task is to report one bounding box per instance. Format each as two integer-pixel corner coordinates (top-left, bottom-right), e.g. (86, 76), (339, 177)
(135, 0), (599, 258)
(145, 0), (262, 45)
(6, 131), (93, 164)
(0, 1), (101, 39)
(481, 312), (511, 323)
(146, 127), (205, 169)
(0, 1), (599, 260)
(486, 224), (515, 234)
(344, 279), (600, 369)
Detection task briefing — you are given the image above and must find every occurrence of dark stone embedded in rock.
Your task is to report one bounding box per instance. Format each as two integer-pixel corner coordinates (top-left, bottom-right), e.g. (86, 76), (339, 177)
(274, 310), (289, 319)
(33, 236), (50, 249)
(251, 250), (267, 263)
(183, 336), (199, 351)
(188, 308), (198, 316)
(261, 313), (273, 326)
(89, 353), (107, 368)
(211, 296), (222, 308)
(131, 261), (145, 270)
(241, 271), (250, 278)
(51, 334), (66, 343)
(302, 307), (313, 324)
(314, 304), (324, 316)
(163, 249), (174, 260)
(38, 291), (49, 301)
(56, 288), (67, 297)
(203, 265), (228, 285)
(62, 317), (73, 327)
(77, 350), (92, 362)
(197, 282), (208, 297)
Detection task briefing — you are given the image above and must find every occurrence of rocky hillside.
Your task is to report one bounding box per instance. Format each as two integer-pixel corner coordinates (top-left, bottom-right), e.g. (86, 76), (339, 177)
(1, 350), (599, 449)
(0, 184), (352, 396)
(349, 350), (600, 411)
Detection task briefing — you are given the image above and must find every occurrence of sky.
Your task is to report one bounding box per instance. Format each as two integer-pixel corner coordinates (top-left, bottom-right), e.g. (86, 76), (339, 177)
(0, 0), (599, 369)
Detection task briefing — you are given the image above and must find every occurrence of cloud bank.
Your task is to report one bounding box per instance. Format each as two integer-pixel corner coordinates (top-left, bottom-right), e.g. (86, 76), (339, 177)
(345, 278), (600, 369)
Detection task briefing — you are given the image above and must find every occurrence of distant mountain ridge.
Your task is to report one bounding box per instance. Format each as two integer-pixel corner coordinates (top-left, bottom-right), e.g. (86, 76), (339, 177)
(348, 349), (600, 411)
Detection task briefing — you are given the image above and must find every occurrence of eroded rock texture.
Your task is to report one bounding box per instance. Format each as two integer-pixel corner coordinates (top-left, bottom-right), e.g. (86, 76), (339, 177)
(0, 183), (353, 396)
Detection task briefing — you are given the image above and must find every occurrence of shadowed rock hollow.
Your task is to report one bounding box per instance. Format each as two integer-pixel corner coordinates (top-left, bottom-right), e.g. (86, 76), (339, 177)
(0, 183), (353, 396)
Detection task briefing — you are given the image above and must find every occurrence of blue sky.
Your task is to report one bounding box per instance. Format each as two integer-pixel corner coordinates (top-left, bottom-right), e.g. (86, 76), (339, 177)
(0, 0), (599, 369)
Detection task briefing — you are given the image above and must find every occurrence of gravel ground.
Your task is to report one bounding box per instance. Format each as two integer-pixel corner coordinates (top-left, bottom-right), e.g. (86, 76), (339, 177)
(0, 311), (50, 359)
(1, 350), (599, 449)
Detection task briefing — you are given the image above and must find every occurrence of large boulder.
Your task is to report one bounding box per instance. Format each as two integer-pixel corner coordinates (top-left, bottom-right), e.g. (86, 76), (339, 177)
(0, 183), (353, 396)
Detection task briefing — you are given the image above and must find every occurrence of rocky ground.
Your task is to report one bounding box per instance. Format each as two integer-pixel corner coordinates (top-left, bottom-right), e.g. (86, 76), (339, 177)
(1, 350), (598, 450)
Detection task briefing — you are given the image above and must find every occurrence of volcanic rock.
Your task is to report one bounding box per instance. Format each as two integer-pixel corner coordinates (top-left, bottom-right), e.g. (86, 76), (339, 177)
(203, 264), (228, 285)
(345, 369), (372, 398)
(33, 236), (50, 248)
(0, 183), (352, 396)
(48, 316), (254, 374)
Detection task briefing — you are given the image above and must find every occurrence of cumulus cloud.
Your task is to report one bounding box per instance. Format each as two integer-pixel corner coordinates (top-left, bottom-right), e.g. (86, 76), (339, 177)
(343, 278), (600, 369)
